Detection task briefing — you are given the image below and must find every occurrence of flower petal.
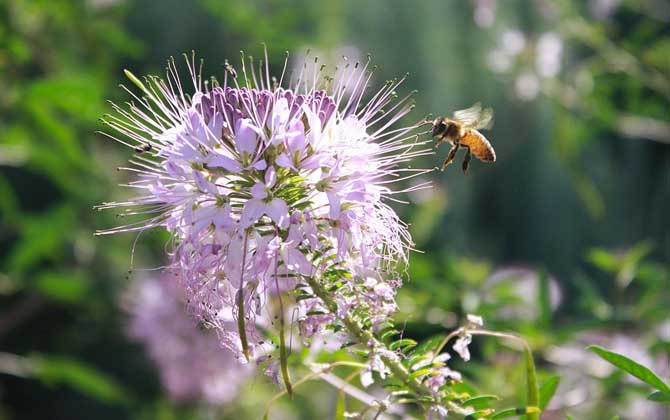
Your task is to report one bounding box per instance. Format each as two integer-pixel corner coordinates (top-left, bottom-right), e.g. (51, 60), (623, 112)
(240, 199), (266, 228)
(208, 154), (242, 172)
(250, 182), (267, 199)
(266, 198), (289, 229)
(264, 166), (277, 188)
(234, 118), (259, 156)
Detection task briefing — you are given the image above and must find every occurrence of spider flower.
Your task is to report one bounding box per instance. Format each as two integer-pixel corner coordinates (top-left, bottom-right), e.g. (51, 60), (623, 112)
(126, 274), (252, 404)
(98, 50), (430, 365)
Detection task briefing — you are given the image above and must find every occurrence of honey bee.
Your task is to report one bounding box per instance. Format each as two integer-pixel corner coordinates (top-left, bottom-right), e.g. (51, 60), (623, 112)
(432, 103), (496, 173)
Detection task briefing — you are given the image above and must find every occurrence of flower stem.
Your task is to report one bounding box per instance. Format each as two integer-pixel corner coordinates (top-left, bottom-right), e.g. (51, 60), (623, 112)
(237, 231), (250, 361)
(273, 230), (293, 395)
(467, 331), (540, 420)
(304, 275), (469, 416)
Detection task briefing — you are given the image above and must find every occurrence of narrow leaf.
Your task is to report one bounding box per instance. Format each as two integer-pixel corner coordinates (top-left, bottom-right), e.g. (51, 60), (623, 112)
(539, 375), (561, 409)
(523, 345), (540, 420)
(491, 406), (540, 419)
(32, 354), (126, 404)
(463, 395), (501, 409)
(588, 345), (670, 393)
(390, 339), (417, 351)
(647, 390), (670, 403)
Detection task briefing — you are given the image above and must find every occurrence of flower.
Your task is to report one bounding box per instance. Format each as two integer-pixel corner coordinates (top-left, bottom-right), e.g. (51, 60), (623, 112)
(126, 274), (252, 404)
(98, 50), (430, 366)
(536, 32), (563, 78)
(454, 314), (484, 361)
(473, 0), (496, 28)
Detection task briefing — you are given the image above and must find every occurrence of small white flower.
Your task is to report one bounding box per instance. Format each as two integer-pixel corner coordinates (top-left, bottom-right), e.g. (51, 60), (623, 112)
(454, 334), (473, 362)
(466, 314), (484, 327)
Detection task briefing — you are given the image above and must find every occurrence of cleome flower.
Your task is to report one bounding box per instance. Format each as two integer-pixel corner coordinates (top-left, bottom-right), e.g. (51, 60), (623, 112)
(126, 273), (252, 404)
(97, 49), (431, 378)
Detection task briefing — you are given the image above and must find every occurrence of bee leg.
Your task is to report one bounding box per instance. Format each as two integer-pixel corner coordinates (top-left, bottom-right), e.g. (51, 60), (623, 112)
(461, 145), (472, 174)
(434, 134), (448, 148)
(441, 143), (460, 171)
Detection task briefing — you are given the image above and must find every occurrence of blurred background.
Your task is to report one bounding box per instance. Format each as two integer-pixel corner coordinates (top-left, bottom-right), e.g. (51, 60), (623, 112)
(0, 0), (668, 419)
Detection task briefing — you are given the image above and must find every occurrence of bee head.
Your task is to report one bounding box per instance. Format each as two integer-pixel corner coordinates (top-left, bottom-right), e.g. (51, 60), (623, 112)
(431, 118), (448, 138)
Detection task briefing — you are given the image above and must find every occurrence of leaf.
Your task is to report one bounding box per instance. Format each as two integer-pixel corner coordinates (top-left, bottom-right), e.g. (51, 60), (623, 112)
(31, 354), (126, 404)
(335, 386), (346, 420)
(647, 390), (670, 403)
(539, 375), (561, 410)
(409, 368), (433, 381)
(463, 395), (501, 409)
(588, 345), (670, 393)
(523, 345), (540, 420)
(491, 407), (540, 419)
(389, 339), (417, 351)
(35, 271), (89, 303)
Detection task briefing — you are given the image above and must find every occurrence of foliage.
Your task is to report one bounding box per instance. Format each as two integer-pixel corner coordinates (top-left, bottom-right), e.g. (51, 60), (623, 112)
(0, 0), (668, 419)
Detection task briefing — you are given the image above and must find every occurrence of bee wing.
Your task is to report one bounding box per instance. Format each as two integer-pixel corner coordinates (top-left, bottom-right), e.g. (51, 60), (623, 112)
(473, 106), (494, 130)
(460, 129), (496, 162)
(452, 102), (482, 126)
(453, 102), (494, 130)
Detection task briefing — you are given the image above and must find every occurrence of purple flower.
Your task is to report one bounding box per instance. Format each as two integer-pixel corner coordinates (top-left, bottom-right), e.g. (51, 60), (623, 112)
(126, 275), (252, 404)
(99, 50), (430, 368)
(240, 168), (290, 229)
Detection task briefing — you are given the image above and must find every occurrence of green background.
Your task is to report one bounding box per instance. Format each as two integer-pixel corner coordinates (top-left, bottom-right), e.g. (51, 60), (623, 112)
(0, 0), (668, 419)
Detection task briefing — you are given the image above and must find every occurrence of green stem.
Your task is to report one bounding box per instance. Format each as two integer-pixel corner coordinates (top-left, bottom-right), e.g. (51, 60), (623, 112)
(273, 233), (293, 396)
(304, 276), (469, 416)
(237, 232), (250, 361)
(468, 331), (540, 420)
(263, 361), (371, 420)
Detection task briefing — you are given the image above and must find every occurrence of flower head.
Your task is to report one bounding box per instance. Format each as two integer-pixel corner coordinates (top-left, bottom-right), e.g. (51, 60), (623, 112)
(99, 50), (430, 364)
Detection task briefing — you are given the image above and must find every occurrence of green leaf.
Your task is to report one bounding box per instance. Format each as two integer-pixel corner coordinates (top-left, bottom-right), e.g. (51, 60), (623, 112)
(335, 386), (346, 420)
(491, 407), (540, 419)
(463, 395), (501, 409)
(35, 271), (89, 303)
(408, 368), (432, 381)
(647, 390), (670, 403)
(389, 339), (417, 351)
(588, 345), (670, 393)
(31, 354), (126, 404)
(523, 345), (540, 420)
(539, 375), (561, 410)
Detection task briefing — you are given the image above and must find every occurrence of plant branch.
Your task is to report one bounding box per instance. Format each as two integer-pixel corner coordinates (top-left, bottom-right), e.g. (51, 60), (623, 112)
(304, 275), (470, 417)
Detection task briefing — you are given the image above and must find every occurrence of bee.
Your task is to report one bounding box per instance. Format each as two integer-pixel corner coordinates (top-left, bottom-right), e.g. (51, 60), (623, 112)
(432, 103), (496, 173)
(134, 142), (153, 154)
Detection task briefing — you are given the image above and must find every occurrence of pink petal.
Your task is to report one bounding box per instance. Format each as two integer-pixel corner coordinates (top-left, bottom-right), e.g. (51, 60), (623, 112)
(264, 166), (277, 188)
(271, 98), (290, 132)
(286, 248), (313, 276)
(275, 153), (294, 170)
(327, 192), (341, 219)
(193, 170), (217, 195)
(266, 199), (289, 229)
(208, 155), (242, 172)
(303, 106), (322, 146)
(250, 182), (267, 199)
(234, 118), (259, 156)
(285, 119), (306, 151)
(251, 159), (267, 170)
(240, 199), (266, 228)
